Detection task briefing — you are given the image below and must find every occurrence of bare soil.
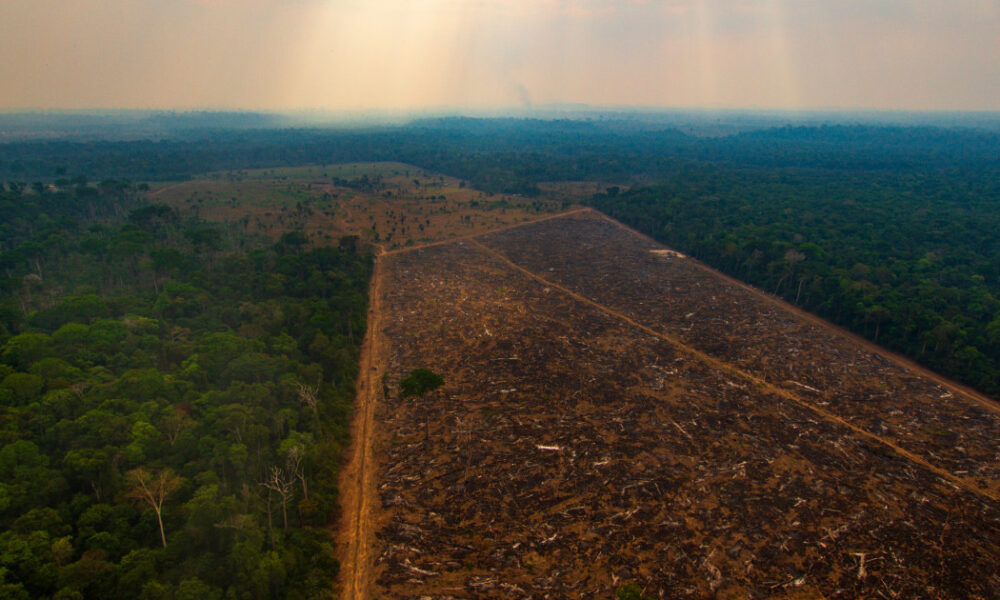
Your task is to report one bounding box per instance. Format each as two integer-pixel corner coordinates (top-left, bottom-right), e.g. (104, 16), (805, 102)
(367, 210), (1000, 599)
(336, 250), (386, 600)
(148, 163), (569, 251)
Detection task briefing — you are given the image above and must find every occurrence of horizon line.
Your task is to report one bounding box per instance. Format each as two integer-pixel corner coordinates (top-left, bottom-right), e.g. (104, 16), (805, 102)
(3, 105), (1000, 117)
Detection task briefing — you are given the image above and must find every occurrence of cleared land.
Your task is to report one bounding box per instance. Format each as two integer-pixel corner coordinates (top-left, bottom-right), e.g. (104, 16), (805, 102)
(369, 210), (1000, 599)
(148, 162), (570, 249)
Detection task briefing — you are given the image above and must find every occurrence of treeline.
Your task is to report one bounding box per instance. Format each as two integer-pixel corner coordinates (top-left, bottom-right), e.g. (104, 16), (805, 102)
(0, 182), (371, 598)
(3, 120), (999, 196)
(589, 164), (1000, 397)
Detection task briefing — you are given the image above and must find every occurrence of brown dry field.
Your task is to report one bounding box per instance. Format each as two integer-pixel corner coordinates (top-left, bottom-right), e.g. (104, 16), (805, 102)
(368, 210), (1000, 599)
(147, 163), (571, 250)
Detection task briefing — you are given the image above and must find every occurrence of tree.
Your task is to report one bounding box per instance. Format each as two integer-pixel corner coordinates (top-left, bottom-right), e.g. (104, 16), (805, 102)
(160, 406), (195, 447)
(124, 467), (182, 548)
(295, 381), (319, 417)
(617, 582), (654, 600)
(280, 435), (312, 501)
(260, 466), (294, 534)
(863, 303), (891, 343)
(399, 368), (444, 442)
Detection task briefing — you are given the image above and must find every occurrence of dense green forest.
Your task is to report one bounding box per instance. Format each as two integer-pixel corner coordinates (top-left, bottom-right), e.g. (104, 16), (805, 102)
(0, 180), (371, 598)
(590, 165), (1000, 397)
(3, 118), (998, 399)
(3, 118), (999, 195)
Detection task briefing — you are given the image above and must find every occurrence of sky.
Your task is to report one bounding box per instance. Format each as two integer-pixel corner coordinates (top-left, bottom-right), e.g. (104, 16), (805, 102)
(1, 0), (998, 112)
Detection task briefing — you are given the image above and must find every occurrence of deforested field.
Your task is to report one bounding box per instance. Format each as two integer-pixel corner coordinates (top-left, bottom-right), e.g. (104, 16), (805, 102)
(369, 210), (1000, 599)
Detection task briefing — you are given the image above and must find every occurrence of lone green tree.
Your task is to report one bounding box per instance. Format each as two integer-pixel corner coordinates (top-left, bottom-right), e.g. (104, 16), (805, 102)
(617, 582), (654, 600)
(399, 368), (444, 442)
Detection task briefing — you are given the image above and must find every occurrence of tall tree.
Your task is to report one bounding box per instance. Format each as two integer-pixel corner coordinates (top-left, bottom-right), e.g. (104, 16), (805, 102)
(125, 467), (182, 548)
(260, 465), (294, 532)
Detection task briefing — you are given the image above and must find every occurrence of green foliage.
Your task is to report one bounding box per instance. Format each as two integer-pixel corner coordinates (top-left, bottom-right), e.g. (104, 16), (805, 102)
(399, 368), (444, 400)
(399, 369), (444, 443)
(0, 181), (372, 598)
(1, 372), (43, 404)
(2, 333), (51, 370)
(616, 582), (653, 600)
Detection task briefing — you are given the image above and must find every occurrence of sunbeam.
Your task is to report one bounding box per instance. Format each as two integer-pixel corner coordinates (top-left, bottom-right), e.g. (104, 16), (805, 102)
(761, 0), (799, 109)
(693, 0), (720, 106)
(0, 0), (997, 110)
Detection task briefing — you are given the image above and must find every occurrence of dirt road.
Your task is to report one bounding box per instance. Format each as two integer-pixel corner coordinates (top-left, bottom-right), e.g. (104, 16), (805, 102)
(336, 251), (386, 600)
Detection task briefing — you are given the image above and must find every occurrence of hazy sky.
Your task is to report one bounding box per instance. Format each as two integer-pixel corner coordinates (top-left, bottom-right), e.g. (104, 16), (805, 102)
(2, 0), (998, 111)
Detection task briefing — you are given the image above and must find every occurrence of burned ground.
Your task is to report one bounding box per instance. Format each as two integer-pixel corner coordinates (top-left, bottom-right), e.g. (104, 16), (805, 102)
(370, 211), (1000, 599)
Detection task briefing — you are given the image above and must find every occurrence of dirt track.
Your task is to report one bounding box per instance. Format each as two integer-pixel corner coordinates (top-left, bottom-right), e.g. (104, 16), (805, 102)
(345, 210), (1000, 599)
(336, 251), (386, 600)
